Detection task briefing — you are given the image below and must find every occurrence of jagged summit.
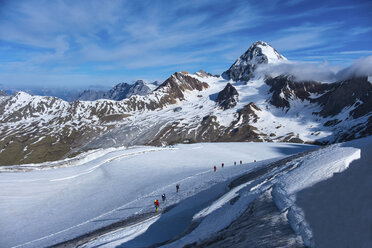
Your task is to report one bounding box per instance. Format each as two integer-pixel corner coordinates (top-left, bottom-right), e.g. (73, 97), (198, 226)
(248, 41), (286, 63)
(222, 41), (287, 82)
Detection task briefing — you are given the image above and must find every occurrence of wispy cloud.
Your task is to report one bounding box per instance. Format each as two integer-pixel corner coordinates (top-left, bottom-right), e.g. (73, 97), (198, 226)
(340, 50), (372, 55)
(0, 0), (371, 88)
(350, 27), (372, 36)
(0, 0), (264, 69)
(269, 23), (342, 52)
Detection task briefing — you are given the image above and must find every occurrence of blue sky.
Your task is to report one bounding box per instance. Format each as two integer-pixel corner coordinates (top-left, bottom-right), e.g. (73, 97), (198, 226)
(0, 0), (371, 90)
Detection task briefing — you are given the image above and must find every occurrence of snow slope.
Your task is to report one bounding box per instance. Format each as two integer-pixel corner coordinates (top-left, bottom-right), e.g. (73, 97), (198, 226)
(80, 137), (368, 248)
(1, 135), (370, 247)
(0, 142), (316, 248)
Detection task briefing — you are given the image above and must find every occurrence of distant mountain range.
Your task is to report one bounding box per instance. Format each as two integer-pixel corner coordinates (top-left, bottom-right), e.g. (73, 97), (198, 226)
(0, 41), (371, 165)
(1, 80), (161, 102)
(75, 80), (160, 101)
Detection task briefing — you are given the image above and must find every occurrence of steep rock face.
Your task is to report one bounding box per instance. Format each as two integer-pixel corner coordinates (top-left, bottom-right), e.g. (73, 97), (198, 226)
(216, 83), (239, 110)
(314, 77), (372, 118)
(265, 75), (333, 109)
(222, 41), (286, 82)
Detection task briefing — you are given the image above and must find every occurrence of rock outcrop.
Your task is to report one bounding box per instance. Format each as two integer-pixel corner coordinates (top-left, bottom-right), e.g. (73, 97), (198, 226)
(216, 83), (239, 110)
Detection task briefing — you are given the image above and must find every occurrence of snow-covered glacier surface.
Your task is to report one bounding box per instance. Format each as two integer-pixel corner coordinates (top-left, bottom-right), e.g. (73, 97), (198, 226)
(0, 142), (314, 248)
(1, 137), (371, 248)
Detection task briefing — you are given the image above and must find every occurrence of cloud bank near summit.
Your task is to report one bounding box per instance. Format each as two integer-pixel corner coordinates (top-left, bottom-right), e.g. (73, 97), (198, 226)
(255, 55), (372, 83)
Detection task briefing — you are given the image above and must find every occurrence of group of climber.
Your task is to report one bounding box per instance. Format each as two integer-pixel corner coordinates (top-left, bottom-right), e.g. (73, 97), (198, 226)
(154, 184), (180, 212)
(153, 159), (257, 211)
(214, 160), (245, 172)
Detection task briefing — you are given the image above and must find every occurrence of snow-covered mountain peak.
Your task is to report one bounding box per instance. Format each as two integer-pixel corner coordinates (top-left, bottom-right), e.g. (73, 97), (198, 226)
(247, 41), (287, 64)
(13, 91), (33, 102)
(222, 41), (287, 82)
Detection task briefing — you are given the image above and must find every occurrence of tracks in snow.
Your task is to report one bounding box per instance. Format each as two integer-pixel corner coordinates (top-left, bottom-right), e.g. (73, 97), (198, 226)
(56, 147), (322, 248)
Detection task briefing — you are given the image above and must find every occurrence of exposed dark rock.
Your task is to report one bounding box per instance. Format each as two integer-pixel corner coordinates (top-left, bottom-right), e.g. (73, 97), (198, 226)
(173, 107), (182, 112)
(216, 83), (239, 110)
(265, 75), (332, 109)
(217, 103), (263, 142)
(314, 77), (372, 118)
(156, 72), (209, 102)
(146, 103), (265, 146)
(324, 119), (341, 127)
(360, 115), (372, 137)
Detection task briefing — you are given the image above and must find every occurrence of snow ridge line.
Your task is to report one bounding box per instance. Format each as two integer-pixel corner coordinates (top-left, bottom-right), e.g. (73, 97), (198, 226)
(49, 148), (175, 182)
(271, 147), (361, 247)
(0, 145), (164, 173)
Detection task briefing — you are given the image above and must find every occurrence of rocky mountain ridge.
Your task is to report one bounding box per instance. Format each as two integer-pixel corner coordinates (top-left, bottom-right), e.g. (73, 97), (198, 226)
(76, 80), (157, 101)
(0, 72), (208, 165)
(0, 41), (371, 165)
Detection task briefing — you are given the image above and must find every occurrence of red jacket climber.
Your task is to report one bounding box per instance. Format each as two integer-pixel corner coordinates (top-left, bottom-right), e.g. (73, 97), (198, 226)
(154, 199), (159, 212)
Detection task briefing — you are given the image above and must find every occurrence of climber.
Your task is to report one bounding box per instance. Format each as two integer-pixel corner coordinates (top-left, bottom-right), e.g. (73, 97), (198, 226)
(154, 199), (159, 212)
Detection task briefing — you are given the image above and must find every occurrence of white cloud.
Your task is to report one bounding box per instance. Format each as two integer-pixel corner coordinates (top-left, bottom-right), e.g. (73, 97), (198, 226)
(336, 56), (372, 79)
(255, 55), (372, 83)
(255, 61), (337, 82)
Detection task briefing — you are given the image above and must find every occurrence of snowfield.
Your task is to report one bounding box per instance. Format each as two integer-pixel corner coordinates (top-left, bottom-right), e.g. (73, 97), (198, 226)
(1, 137), (371, 248)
